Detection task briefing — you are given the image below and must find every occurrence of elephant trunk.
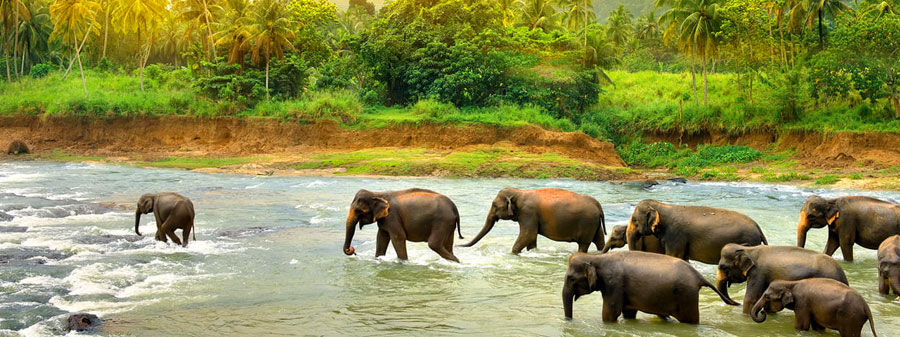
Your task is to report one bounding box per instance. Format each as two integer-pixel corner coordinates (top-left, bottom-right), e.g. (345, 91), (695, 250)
(458, 213), (496, 247)
(626, 220), (642, 251)
(891, 267), (900, 296)
(797, 215), (810, 248)
(601, 241), (612, 253)
(343, 211), (358, 255)
(135, 211), (142, 236)
(750, 297), (767, 323)
(562, 288), (575, 320)
(716, 269), (736, 305)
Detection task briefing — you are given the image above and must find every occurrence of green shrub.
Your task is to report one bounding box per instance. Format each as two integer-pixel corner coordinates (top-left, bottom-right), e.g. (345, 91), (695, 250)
(410, 99), (459, 118)
(848, 173), (863, 180)
(296, 91), (363, 124)
(814, 174), (841, 185)
(29, 63), (53, 78)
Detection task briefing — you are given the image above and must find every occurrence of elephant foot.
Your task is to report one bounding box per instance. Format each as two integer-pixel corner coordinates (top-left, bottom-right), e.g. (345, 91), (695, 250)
(344, 246), (356, 255)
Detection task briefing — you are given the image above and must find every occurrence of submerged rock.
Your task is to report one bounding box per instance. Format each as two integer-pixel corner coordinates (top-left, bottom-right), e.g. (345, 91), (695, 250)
(217, 226), (278, 238)
(667, 177), (688, 184)
(67, 313), (102, 332)
(0, 226), (27, 233)
(641, 180), (659, 189)
(74, 234), (143, 245)
(0, 247), (71, 265)
(0, 211), (13, 222)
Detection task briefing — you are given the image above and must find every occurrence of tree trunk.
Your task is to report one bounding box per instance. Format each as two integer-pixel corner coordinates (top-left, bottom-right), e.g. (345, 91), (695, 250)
(893, 85), (900, 119)
(690, 48), (698, 105)
(102, 3), (110, 60)
(265, 58), (270, 101)
(13, 5), (20, 80)
(778, 22), (787, 67)
(138, 27), (144, 91)
(748, 40), (754, 110)
(20, 46), (26, 75)
(76, 47), (88, 97)
(5, 52), (10, 83)
(204, 1), (217, 62)
(749, 74), (754, 111)
(818, 9), (824, 50)
(63, 21), (95, 81)
(702, 56), (708, 106)
(790, 34), (796, 67)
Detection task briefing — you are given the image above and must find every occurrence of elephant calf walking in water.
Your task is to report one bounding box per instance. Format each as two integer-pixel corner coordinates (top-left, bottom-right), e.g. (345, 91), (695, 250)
(877, 235), (900, 297)
(797, 195), (900, 262)
(459, 188), (606, 254)
(135, 193), (196, 247)
(563, 251), (738, 323)
(601, 224), (664, 254)
(751, 278), (877, 337)
(342, 188), (463, 262)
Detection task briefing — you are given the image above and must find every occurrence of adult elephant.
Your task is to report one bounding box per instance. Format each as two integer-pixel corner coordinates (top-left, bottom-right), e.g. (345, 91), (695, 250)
(717, 244), (848, 313)
(601, 225), (664, 254)
(342, 188), (463, 262)
(562, 251), (738, 323)
(877, 235), (900, 297)
(627, 200), (767, 264)
(459, 188), (606, 254)
(135, 193), (195, 247)
(797, 195), (900, 262)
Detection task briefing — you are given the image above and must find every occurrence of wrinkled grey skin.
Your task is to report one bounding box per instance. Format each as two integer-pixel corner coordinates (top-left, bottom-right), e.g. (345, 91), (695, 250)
(751, 278), (877, 337)
(877, 235), (900, 297)
(135, 193), (195, 247)
(716, 244), (848, 313)
(797, 195), (900, 262)
(562, 251), (737, 324)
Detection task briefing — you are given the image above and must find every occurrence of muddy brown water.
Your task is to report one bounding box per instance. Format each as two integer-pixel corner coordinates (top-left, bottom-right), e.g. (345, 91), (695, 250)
(0, 161), (895, 336)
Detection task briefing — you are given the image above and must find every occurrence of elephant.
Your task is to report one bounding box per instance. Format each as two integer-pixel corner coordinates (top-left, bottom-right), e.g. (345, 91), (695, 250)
(342, 188), (463, 262)
(600, 224), (664, 254)
(716, 243), (848, 313)
(6, 140), (29, 155)
(562, 251), (738, 323)
(627, 199), (768, 264)
(750, 278), (877, 337)
(878, 235), (900, 297)
(459, 188), (606, 254)
(135, 193), (196, 247)
(797, 195), (900, 262)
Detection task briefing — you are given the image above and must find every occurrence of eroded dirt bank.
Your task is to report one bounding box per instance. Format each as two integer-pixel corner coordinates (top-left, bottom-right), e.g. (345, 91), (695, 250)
(645, 130), (900, 168)
(0, 115), (625, 166)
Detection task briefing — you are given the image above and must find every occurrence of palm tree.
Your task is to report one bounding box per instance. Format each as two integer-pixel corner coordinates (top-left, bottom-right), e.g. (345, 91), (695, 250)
(862, 0), (898, 18)
(49, 0), (99, 97)
(634, 11), (660, 41)
(583, 23), (616, 84)
(606, 5), (633, 49)
(157, 11), (187, 67)
(802, 0), (851, 50)
(1, 0), (30, 82)
(212, 0), (251, 69)
(498, 0), (520, 27)
(660, 0), (721, 105)
(517, 0), (561, 32)
(114, 0), (166, 90)
(97, 0), (117, 60)
(557, 0), (595, 40)
(16, 0), (51, 75)
(246, 0), (296, 100)
(178, 0), (218, 63)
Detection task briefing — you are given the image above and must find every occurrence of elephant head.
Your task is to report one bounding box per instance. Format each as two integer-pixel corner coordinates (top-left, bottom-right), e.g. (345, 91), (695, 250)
(628, 200), (661, 238)
(343, 190), (390, 256)
(751, 281), (793, 323)
(797, 195), (838, 248)
(716, 244), (755, 305)
(879, 259), (900, 296)
(562, 253), (601, 319)
(459, 188), (518, 247)
(135, 193), (156, 236)
(601, 225), (627, 253)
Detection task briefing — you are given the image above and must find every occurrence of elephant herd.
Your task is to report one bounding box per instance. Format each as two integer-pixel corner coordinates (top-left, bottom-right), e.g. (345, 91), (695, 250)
(132, 188), (900, 336)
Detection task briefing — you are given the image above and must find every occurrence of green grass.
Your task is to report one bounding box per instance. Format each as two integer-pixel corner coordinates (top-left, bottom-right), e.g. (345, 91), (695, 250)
(762, 172), (813, 182)
(618, 141), (762, 169)
(849, 173), (864, 180)
(289, 147), (620, 180)
(814, 174), (841, 185)
(40, 149), (106, 162)
(137, 156), (265, 169)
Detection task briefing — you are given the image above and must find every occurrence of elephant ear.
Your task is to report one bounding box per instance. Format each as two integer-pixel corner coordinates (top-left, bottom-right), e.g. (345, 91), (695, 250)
(780, 290), (794, 306)
(138, 197), (153, 214)
(827, 210), (840, 228)
(736, 250), (755, 277)
(584, 263), (598, 290)
(506, 196), (516, 218)
(372, 197), (390, 221)
(648, 208), (661, 234)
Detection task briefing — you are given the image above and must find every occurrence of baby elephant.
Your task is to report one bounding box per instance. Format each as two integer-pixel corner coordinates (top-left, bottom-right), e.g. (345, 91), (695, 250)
(751, 278), (877, 337)
(135, 193), (196, 247)
(601, 225), (664, 254)
(563, 251), (738, 323)
(878, 235), (900, 297)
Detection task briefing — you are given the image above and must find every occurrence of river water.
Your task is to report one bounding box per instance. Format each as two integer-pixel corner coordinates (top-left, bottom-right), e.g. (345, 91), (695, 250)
(0, 161), (897, 336)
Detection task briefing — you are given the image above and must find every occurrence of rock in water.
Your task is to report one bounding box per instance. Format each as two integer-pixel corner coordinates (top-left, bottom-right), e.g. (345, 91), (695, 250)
(6, 140), (29, 155)
(667, 177), (688, 184)
(67, 313), (102, 332)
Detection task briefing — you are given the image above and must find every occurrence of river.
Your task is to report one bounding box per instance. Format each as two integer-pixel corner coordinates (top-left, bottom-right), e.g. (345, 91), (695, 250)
(0, 161), (896, 336)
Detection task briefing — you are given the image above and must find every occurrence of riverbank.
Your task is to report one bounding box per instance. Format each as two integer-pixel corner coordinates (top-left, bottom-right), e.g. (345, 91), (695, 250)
(2, 115), (899, 190)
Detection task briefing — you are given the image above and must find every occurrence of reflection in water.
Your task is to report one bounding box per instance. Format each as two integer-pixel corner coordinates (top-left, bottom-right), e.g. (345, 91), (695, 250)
(0, 161), (895, 336)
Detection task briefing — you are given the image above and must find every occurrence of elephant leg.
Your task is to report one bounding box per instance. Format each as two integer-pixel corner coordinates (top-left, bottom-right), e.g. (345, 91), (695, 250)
(810, 319), (825, 331)
(742, 282), (766, 315)
(375, 229), (390, 257)
(622, 309), (637, 319)
(878, 272), (889, 295)
(390, 234), (408, 260)
(675, 295), (700, 324)
(593, 230), (605, 252)
(839, 231), (856, 262)
(428, 234), (459, 263)
(511, 224), (538, 254)
(601, 301), (623, 322)
(527, 241), (537, 251)
(577, 242), (590, 253)
(824, 230), (840, 256)
(165, 227), (183, 246)
(793, 308), (812, 331)
(181, 225), (191, 247)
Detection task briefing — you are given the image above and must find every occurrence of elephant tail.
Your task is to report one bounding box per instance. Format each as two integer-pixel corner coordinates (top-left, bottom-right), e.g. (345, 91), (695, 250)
(597, 202), (607, 235)
(701, 278), (740, 306)
(866, 303), (878, 337)
(452, 202), (464, 239)
(758, 224), (768, 245)
(192, 222), (196, 241)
